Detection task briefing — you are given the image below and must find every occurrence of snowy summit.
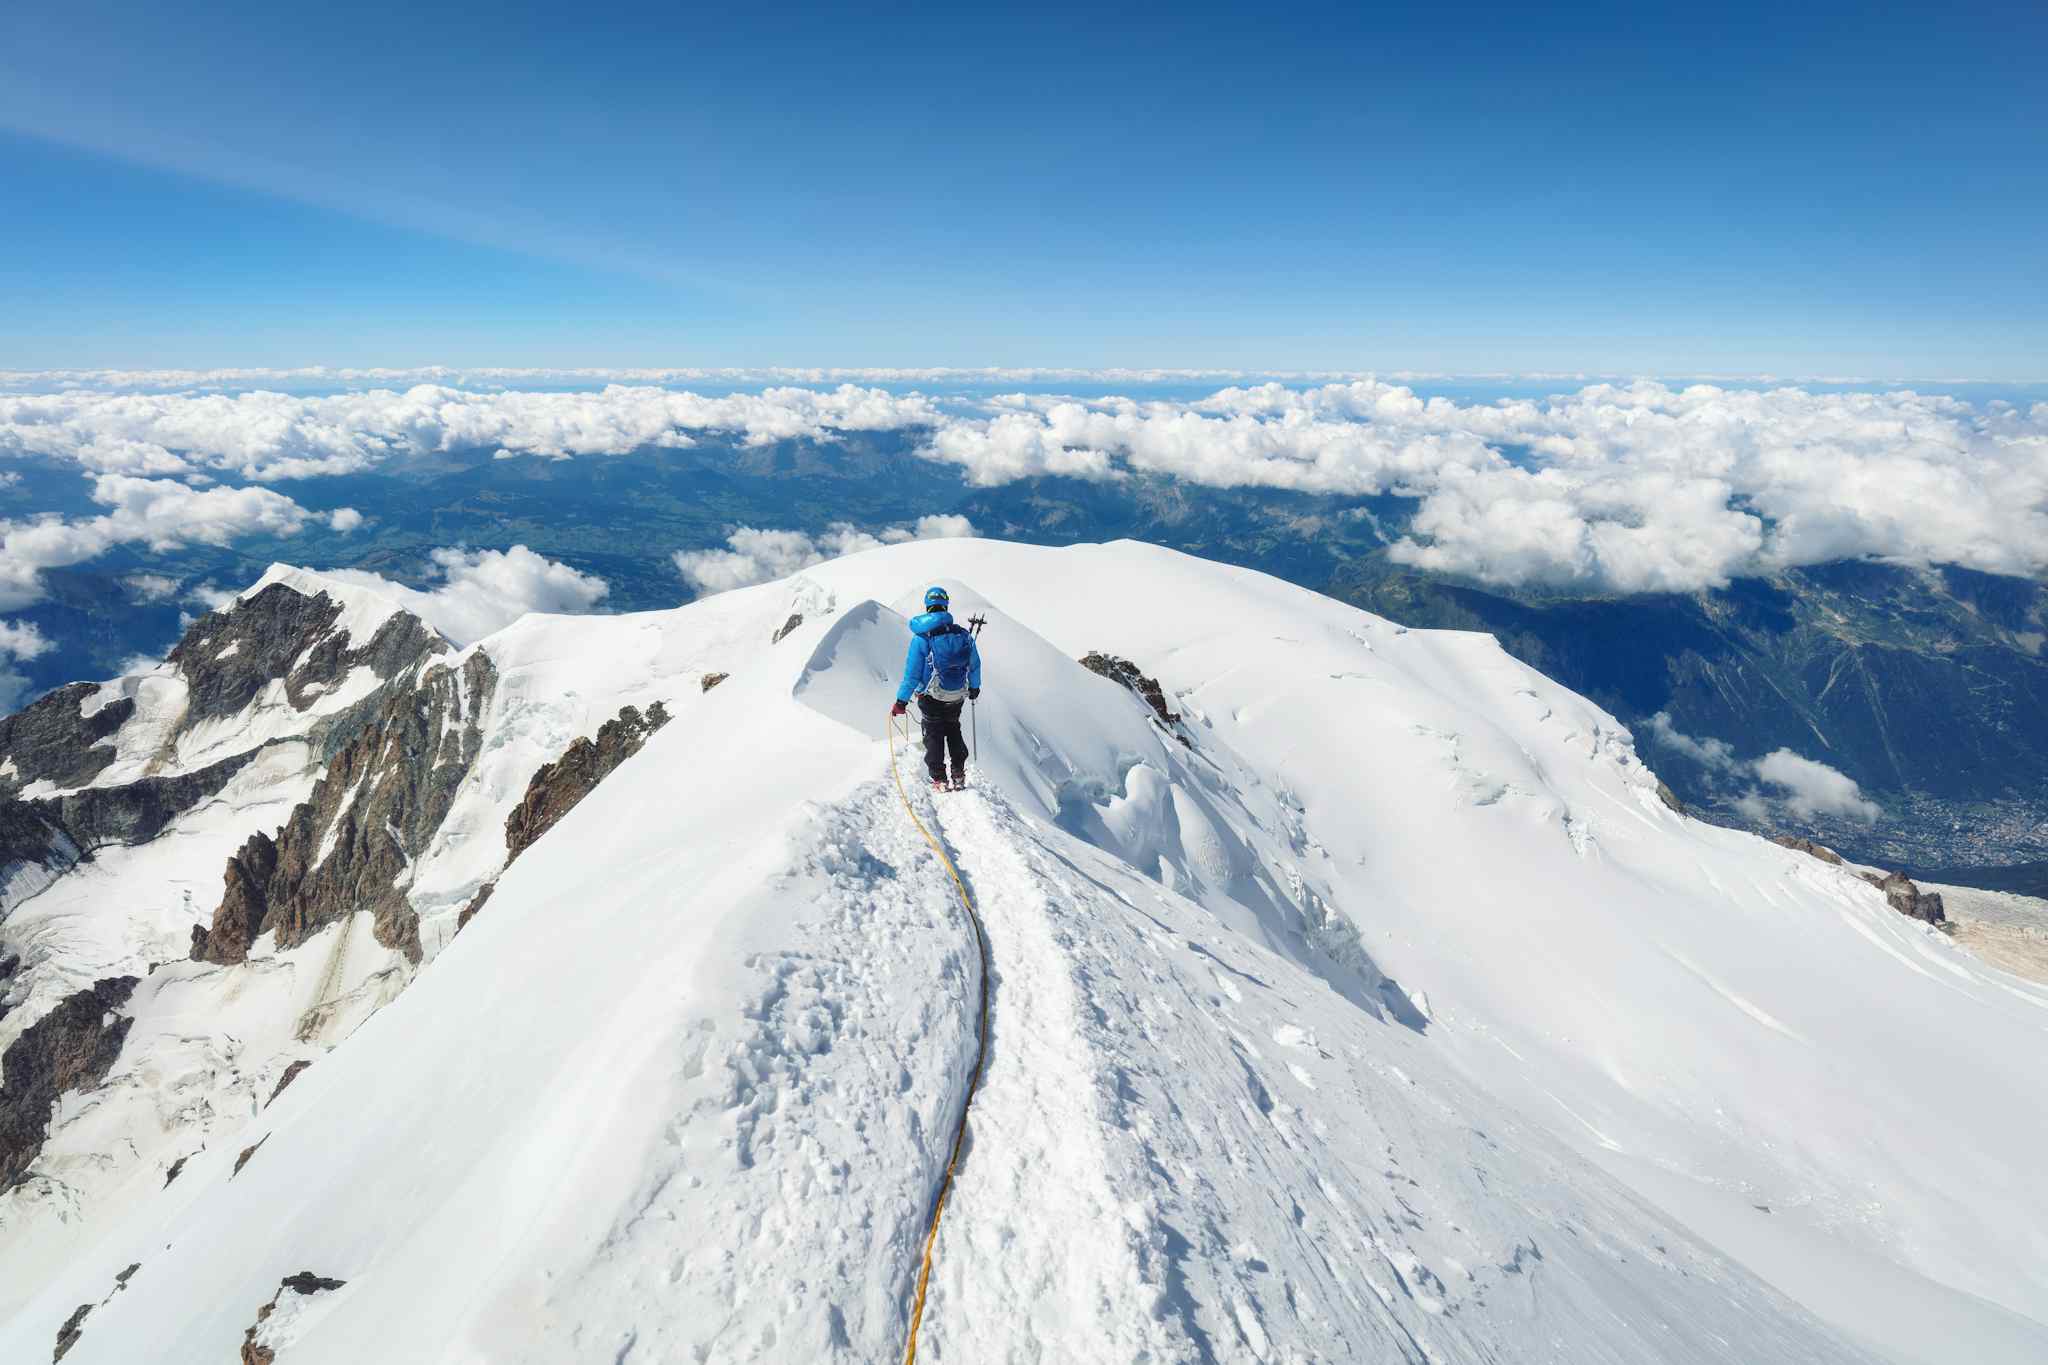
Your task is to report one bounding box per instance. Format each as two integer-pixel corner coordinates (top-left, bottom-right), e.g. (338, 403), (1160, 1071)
(1, 537), (2045, 1364)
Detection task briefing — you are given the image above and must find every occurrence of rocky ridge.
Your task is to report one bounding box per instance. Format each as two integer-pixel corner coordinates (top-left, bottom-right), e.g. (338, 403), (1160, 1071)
(1773, 834), (1947, 924)
(1, 976), (138, 1187)
(193, 651), (498, 965)
(458, 701), (671, 930)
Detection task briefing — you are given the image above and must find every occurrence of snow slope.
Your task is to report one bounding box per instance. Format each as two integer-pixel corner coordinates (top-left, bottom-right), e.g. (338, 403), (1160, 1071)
(4, 538), (2045, 1364)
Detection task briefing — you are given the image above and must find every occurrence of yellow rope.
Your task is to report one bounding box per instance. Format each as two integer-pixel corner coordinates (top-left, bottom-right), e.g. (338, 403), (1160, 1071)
(888, 712), (991, 1365)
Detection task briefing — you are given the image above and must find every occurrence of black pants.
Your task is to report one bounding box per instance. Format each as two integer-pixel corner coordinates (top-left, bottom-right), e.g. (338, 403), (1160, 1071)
(918, 695), (969, 782)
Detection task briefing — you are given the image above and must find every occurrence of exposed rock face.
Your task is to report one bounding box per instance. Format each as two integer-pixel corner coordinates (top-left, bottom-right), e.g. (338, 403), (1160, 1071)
(1774, 834), (1945, 923)
(52, 1303), (90, 1361)
(0, 684), (135, 795)
(167, 581), (442, 728)
(459, 702), (671, 933)
(455, 882), (493, 932)
(1, 976), (139, 1187)
(195, 653), (498, 966)
(1773, 835), (1845, 865)
(771, 613), (804, 644)
(1655, 779), (1686, 815)
(700, 672), (729, 692)
(267, 1059), (312, 1107)
(240, 1272), (347, 1365)
(3, 578), (450, 949)
(1079, 652), (1186, 738)
(232, 1134), (269, 1177)
(1861, 870), (1947, 924)
(504, 703), (669, 863)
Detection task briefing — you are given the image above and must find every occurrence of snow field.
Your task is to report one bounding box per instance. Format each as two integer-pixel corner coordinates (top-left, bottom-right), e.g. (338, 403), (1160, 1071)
(6, 538), (2048, 1363)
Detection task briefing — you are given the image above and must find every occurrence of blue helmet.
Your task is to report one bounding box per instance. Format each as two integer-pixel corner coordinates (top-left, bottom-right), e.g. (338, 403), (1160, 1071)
(923, 585), (950, 611)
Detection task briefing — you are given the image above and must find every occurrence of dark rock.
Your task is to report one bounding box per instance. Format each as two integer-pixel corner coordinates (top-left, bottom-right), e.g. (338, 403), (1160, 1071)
(502, 702), (670, 864)
(1773, 835), (1844, 865)
(162, 1154), (187, 1187)
(266, 1060), (312, 1107)
(232, 1134), (268, 1178)
(455, 882), (494, 933)
(197, 652), (499, 967)
(53, 1302), (91, 1361)
(241, 1272), (347, 1364)
(1, 976), (139, 1187)
(771, 613), (804, 644)
(40, 747), (262, 850)
(1859, 870), (1947, 924)
(280, 1271), (347, 1295)
(167, 580), (441, 729)
(0, 683), (134, 795)
(195, 831), (280, 966)
(1655, 779), (1686, 815)
(114, 1262), (139, 1288)
(0, 802), (79, 904)
(1079, 652), (1185, 738)
(700, 672), (729, 692)
(168, 582), (346, 725)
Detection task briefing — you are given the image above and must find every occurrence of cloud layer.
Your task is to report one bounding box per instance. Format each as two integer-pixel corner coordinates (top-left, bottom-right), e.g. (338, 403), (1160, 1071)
(1646, 711), (1884, 823)
(3, 378), (2041, 595)
(674, 515), (977, 594)
(0, 475), (361, 610)
(325, 546), (610, 645)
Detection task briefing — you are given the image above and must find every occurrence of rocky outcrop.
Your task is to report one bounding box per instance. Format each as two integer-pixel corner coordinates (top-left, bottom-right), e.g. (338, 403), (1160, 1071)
(700, 672), (729, 692)
(1, 976), (139, 1187)
(194, 653), (497, 966)
(505, 703), (669, 863)
(0, 684), (136, 796)
(1774, 835), (1945, 923)
(1773, 835), (1844, 865)
(1655, 779), (1686, 815)
(52, 1303), (90, 1361)
(168, 581), (441, 727)
(240, 1272), (347, 1364)
(267, 1059), (312, 1107)
(458, 703), (670, 933)
(1860, 870), (1947, 924)
(771, 613), (804, 644)
(1079, 652), (1187, 741)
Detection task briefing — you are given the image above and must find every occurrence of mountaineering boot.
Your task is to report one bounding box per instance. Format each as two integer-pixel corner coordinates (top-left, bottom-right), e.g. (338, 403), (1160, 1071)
(931, 777), (950, 793)
(949, 769), (968, 792)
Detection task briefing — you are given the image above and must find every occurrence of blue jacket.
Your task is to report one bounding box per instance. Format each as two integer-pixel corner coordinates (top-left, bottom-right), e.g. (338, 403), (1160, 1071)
(897, 610), (982, 702)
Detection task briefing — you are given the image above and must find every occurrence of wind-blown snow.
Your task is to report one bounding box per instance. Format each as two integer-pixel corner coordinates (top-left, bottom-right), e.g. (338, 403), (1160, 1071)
(5, 539), (2045, 1364)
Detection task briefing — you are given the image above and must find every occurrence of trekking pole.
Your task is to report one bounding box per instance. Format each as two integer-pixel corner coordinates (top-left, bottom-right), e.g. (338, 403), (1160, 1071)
(965, 615), (986, 775)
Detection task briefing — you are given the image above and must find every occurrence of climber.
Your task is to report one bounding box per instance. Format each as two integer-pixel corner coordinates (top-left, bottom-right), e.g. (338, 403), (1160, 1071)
(890, 586), (982, 791)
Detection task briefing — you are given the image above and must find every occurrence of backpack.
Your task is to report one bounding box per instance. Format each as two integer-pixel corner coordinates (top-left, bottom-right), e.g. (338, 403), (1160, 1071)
(927, 626), (974, 694)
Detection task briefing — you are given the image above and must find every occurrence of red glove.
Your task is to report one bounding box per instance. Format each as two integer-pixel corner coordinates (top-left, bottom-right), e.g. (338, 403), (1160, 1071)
(890, 699), (908, 717)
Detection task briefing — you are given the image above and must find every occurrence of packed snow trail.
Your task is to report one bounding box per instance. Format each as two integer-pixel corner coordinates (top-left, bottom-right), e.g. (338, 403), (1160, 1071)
(886, 712), (991, 1364)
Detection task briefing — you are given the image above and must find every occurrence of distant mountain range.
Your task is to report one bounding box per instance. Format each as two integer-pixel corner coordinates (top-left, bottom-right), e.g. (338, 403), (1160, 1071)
(8, 436), (2044, 883)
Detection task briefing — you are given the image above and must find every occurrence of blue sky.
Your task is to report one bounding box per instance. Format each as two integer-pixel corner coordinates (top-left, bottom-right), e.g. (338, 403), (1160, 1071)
(2, 0), (2043, 377)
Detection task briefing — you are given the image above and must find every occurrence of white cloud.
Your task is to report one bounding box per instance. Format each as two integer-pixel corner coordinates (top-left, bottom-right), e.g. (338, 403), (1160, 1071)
(123, 573), (182, 602)
(0, 619), (52, 661)
(1751, 748), (1884, 823)
(328, 507), (364, 532)
(673, 515), (978, 594)
(0, 377), (2043, 596)
(184, 581), (240, 612)
(1644, 711), (1741, 772)
(323, 545), (609, 645)
(0, 618), (53, 714)
(0, 475), (326, 610)
(1645, 712), (1883, 825)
